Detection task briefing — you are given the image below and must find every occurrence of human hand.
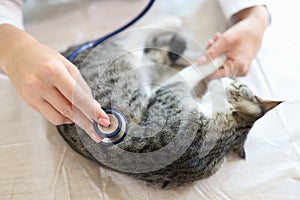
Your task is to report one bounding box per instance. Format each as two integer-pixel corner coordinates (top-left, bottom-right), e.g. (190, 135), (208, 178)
(197, 6), (269, 79)
(0, 24), (110, 143)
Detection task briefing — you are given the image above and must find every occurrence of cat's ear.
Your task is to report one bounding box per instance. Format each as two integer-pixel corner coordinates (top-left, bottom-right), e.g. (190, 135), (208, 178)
(256, 97), (283, 114)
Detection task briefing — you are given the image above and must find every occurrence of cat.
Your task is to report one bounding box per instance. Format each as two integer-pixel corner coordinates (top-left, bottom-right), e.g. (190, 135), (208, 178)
(57, 31), (281, 189)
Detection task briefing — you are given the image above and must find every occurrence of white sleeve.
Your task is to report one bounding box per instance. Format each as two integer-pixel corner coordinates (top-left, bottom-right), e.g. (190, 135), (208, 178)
(217, 0), (270, 24)
(0, 0), (24, 30)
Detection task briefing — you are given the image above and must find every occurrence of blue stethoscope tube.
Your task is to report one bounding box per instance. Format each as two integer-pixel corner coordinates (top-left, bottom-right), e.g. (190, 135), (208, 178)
(67, 0), (155, 144)
(67, 0), (155, 61)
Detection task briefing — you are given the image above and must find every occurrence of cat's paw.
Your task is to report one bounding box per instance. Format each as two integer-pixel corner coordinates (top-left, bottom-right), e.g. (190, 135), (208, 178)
(144, 32), (186, 66)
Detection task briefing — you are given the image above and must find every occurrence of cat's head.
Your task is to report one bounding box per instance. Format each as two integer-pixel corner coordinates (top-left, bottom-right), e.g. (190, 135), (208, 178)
(143, 33), (186, 65)
(225, 80), (282, 158)
(226, 80), (282, 122)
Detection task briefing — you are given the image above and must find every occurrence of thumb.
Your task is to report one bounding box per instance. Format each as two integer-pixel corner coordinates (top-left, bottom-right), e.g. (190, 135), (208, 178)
(197, 36), (228, 65)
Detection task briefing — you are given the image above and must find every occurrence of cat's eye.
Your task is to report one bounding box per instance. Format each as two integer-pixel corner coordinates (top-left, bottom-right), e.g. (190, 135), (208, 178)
(241, 86), (253, 97)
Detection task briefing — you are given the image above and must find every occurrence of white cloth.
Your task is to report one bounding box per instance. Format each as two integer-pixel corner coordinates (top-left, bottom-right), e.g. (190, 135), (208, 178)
(217, 0), (268, 24)
(0, 0), (269, 30)
(0, 0), (24, 29)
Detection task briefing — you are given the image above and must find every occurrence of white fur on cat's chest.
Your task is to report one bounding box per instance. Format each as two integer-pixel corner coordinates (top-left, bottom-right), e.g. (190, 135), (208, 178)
(197, 78), (234, 118)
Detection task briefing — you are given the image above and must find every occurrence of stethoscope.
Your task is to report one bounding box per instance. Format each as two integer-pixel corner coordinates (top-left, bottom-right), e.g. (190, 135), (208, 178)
(67, 0), (155, 145)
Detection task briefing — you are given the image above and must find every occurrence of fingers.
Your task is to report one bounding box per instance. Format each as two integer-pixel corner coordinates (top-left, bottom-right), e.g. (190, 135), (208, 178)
(93, 99), (110, 126)
(63, 59), (91, 93)
(41, 86), (103, 143)
(205, 59), (238, 81)
(205, 68), (223, 81)
(37, 100), (73, 125)
(198, 32), (250, 79)
(43, 87), (74, 120)
(198, 32), (226, 65)
(71, 105), (103, 143)
(213, 32), (221, 41)
(54, 60), (110, 127)
(69, 65), (110, 124)
(206, 39), (214, 50)
(206, 32), (221, 50)
(205, 33), (228, 60)
(223, 59), (238, 78)
(39, 59), (110, 143)
(3, 32), (106, 143)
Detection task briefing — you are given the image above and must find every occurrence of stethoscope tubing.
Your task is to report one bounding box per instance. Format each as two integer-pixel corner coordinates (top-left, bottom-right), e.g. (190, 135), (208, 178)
(67, 0), (155, 144)
(67, 0), (155, 61)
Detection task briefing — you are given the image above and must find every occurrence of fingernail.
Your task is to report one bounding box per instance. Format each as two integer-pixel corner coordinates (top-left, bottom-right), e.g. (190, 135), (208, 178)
(197, 56), (207, 64)
(94, 100), (109, 119)
(99, 108), (109, 120)
(91, 133), (102, 143)
(99, 118), (110, 127)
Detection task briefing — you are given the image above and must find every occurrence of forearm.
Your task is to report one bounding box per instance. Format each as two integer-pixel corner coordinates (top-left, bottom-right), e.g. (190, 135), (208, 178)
(0, 0), (25, 72)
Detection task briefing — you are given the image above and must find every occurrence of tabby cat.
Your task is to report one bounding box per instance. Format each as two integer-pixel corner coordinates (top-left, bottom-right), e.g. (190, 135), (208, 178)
(57, 31), (281, 189)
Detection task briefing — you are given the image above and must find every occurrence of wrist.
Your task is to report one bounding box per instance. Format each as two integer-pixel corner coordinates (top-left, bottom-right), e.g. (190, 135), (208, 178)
(232, 6), (269, 29)
(0, 24), (37, 73)
(231, 6), (269, 41)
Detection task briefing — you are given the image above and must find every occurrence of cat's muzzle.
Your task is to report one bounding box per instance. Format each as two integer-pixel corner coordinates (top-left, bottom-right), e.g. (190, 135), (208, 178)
(93, 110), (128, 145)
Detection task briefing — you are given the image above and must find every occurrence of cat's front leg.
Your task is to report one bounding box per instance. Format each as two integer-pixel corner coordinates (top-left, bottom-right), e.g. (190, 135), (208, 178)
(163, 55), (226, 89)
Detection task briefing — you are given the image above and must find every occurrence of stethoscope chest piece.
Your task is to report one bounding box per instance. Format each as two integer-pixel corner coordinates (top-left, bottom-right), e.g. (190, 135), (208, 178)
(93, 110), (128, 145)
